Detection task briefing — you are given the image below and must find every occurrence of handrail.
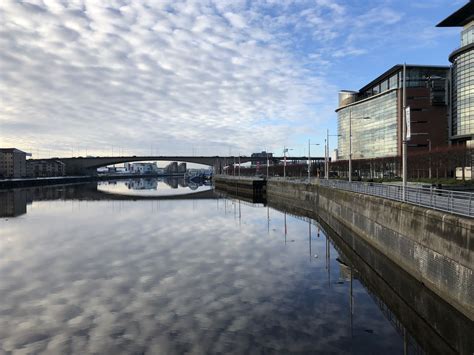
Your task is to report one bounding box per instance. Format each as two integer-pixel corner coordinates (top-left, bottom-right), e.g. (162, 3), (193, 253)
(215, 175), (474, 217)
(315, 179), (473, 218)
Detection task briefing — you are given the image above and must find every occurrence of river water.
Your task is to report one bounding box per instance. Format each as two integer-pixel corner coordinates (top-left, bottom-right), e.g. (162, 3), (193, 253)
(0, 178), (465, 354)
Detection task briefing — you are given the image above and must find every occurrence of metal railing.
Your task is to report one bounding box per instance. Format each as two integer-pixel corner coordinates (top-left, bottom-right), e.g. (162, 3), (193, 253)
(216, 175), (474, 217)
(316, 179), (473, 218)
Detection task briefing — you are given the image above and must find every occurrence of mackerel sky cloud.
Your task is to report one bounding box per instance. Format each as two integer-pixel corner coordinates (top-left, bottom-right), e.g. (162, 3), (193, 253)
(0, 0), (461, 157)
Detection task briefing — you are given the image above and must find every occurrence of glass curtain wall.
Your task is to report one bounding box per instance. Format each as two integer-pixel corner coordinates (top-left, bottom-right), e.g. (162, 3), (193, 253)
(452, 50), (474, 137)
(361, 68), (448, 98)
(461, 23), (473, 46)
(337, 90), (398, 160)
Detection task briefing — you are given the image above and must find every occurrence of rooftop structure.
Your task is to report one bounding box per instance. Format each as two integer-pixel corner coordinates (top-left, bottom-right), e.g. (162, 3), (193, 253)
(437, 1), (474, 27)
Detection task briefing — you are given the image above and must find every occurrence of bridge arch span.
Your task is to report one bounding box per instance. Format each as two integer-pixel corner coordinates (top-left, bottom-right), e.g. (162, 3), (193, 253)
(51, 156), (254, 175)
(29, 155), (318, 176)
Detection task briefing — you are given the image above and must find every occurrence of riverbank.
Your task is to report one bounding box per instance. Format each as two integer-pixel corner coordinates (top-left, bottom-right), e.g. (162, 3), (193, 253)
(214, 175), (474, 322)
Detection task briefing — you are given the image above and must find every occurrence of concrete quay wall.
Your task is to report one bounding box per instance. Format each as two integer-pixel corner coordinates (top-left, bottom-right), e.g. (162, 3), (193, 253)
(214, 175), (265, 199)
(266, 180), (474, 320)
(268, 198), (473, 354)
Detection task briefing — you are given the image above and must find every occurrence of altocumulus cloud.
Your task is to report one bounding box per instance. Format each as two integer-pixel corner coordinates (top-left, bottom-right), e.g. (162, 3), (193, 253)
(0, 0), (340, 156)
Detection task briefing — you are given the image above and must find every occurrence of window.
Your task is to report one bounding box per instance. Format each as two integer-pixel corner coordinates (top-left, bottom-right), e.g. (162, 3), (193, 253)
(389, 74), (398, 89)
(461, 24), (474, 46)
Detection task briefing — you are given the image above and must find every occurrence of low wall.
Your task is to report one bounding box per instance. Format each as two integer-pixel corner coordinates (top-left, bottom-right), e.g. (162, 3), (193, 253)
(214, 175), (265, 199)
(266, 180), (474, 320)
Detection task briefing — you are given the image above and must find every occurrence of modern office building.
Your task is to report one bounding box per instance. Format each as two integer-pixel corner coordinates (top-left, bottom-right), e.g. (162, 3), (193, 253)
(0, 148), (31, 178)
(336, 65), (449, 173)
(437, 1), (474, 146)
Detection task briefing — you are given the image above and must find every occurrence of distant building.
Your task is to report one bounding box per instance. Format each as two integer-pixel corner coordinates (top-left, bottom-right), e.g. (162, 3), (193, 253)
(251, 151), (273, 167)
(188, 167), (213, 177)
(26, 159), (66, 177)
(437, 1), (474, 146)
(0, 148), (31, 178)
(124, 162), (158, 174)
(336, 65), (450, 177)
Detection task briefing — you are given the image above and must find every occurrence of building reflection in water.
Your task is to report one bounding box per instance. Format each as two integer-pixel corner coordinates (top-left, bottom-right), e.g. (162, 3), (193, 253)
(0, 190), (31, 217)
(117, 177), (208, 191)
(0, 177), (211, 218)
(125, 178), (159, 190)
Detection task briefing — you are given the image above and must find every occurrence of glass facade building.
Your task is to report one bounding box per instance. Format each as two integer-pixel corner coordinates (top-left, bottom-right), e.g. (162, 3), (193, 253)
(438, 1), (474, 144)
(452, 48), (474, 138)
(337, 90), (398, 160)
(336, 65), (449, 163)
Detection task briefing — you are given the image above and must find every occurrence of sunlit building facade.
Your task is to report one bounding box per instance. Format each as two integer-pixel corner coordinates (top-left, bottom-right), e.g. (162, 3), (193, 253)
(337, 90), (398, 160)
(437, 1), (474, 146)
(336, 65), (450, 170)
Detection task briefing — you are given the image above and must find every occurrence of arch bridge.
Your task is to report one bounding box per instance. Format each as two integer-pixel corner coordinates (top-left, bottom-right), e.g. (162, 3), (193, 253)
(33, 155), (320, 176)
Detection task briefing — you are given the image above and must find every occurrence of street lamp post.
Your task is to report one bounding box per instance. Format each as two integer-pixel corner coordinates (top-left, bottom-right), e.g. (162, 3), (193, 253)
(308, 140), (320, 182)
(402, 63), (408, 201)
(349, 110), (352, 182)
(401, 69), (445, 197)
(326, 132), (341, 180)
(325, 138), (328, 179)
(283, 147), (293, 178)
(266, 152), (269, 178)
(427, 139), (432, 179)
(348, 108), (371, 182)
(238, 155), (241, 178)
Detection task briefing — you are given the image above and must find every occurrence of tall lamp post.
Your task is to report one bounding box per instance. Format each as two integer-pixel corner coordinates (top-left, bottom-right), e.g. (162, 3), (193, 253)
(402, 63), (408, 201)
(427, 139), (432, 179)
(283, 147), (293, 178)
(401, 68), (445, 199)
(326, 131), (341, 180)
(266, 152), (270, 178)
(307, 140), (320, 182)
(348, 108), (371, 182)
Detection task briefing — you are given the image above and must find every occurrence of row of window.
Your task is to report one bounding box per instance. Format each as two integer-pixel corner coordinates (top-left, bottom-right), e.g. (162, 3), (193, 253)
(452, 49), (474, 137)
(362, 68), (448, 98)
(461, 24), (474, 47)
(338, 91), (398, 160)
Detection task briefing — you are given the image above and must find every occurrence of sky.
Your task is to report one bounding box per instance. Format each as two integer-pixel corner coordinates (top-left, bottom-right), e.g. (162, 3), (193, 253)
(0, 0), (466, 159)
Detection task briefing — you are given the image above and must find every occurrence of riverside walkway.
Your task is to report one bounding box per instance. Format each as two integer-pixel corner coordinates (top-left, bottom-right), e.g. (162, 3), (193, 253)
(316, 179), (474, 218)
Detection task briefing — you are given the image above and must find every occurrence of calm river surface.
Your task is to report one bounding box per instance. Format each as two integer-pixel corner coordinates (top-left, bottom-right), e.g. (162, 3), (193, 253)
(0, 179), (442, 354)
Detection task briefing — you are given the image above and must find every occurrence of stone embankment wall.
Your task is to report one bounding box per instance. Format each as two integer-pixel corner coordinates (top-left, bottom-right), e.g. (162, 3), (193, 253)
(266, 180), (473, 321)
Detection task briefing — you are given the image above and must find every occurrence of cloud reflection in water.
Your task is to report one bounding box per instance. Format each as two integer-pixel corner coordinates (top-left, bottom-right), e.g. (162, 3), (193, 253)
(0, 198), (403, 354)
